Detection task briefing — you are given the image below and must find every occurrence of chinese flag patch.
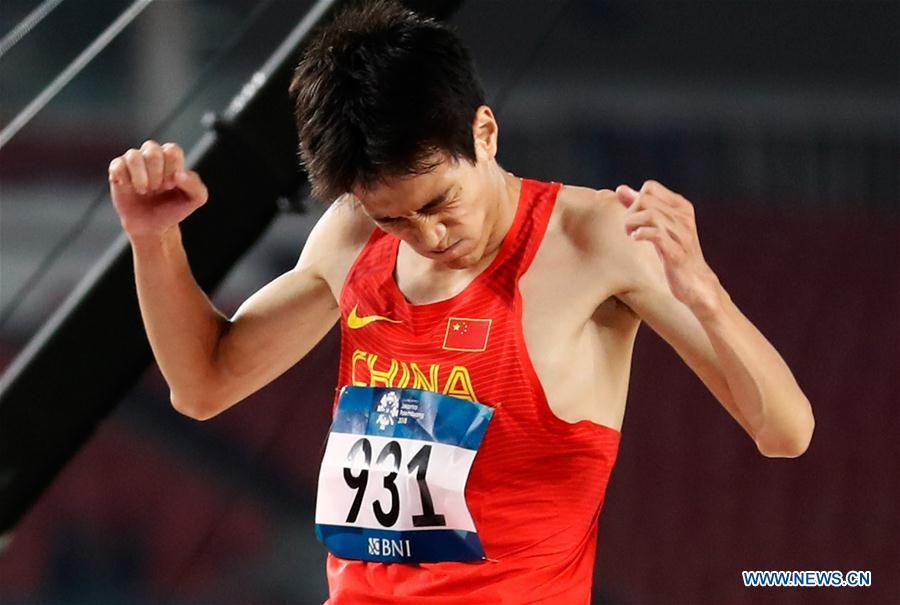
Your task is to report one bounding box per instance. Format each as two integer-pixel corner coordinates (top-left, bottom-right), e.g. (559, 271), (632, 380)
(442, 317), (492, 352)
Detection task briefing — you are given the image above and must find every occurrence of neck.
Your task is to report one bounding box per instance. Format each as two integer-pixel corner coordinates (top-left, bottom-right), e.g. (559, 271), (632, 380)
(481, 167), (522, 260)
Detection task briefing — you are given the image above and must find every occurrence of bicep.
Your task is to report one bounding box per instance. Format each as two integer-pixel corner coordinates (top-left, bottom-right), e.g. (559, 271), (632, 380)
(209, 200), (371, 407)
(210, 267), (340, 407)
(204, 199), (370, 414)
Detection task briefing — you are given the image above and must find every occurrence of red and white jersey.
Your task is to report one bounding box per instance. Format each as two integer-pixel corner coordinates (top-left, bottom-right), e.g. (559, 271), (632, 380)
(324, 178), (621, 604)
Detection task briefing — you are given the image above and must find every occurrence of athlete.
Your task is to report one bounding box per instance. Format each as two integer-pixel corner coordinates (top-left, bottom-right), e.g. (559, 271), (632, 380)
(107, 2), (814, 603)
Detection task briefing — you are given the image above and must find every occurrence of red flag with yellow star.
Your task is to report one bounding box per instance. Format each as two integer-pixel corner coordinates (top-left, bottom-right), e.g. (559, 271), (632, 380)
(442, 317), (492, 352)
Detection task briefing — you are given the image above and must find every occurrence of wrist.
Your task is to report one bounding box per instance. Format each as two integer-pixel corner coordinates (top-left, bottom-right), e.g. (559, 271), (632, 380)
(128, 224), (179, 244)
(687, 274), (728, 323)
(128, 225), (181, 253)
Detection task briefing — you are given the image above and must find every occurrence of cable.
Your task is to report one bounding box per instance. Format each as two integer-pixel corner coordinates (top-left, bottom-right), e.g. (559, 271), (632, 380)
(0, 0), (65, 58)
(0, 0), (279, 332)
(0, 0), (155, 150)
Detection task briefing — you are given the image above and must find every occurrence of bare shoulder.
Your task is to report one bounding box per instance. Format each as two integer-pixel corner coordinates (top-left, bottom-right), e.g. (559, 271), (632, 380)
(554, 184), (632, 261)
(297, 195), (377, 300)
(552, 182), (660, 299)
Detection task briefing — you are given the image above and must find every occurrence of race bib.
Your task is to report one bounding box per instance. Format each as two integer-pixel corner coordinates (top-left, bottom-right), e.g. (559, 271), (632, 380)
(315, 386), (494, 563)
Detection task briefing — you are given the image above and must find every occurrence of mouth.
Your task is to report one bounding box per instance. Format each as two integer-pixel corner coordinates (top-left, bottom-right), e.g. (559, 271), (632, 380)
(431, 241), (461, 256)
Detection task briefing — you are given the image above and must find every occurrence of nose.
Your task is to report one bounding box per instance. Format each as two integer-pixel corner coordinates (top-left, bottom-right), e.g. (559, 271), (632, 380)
(418, 221), (447, 250)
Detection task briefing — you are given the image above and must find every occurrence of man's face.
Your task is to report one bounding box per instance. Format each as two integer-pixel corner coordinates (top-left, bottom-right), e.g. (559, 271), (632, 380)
(352, 155), (496, 270)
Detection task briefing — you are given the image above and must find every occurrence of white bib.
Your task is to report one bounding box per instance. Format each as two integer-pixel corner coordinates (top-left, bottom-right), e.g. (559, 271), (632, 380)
(315, 386), (494, 563)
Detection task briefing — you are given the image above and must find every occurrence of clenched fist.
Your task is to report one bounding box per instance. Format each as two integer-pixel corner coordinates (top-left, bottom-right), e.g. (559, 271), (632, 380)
(108, 140), (208, 239)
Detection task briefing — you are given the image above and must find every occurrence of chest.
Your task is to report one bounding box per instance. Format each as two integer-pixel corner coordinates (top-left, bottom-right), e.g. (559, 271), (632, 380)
(391, 219), (616, 334)
(385, 223), (631, 392)
(341, 212), (637, 429)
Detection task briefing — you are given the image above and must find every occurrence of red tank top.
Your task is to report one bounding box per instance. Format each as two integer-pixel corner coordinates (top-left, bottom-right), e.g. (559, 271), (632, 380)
(325, 178), (621, 604)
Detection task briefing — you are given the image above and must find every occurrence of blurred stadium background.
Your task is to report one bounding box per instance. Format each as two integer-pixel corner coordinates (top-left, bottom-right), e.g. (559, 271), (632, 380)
(0, 0), (897, 603)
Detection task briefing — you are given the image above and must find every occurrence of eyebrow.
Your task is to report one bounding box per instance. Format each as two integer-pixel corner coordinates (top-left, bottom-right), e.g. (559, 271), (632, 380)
(372, 185), (454, 222)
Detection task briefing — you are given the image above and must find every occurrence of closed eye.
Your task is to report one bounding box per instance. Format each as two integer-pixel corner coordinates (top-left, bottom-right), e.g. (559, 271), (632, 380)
(424, 192), (460, 215)
(419, 199), (444, 215)
(376, 200), (445, 224)
(372, 187), (457, 224)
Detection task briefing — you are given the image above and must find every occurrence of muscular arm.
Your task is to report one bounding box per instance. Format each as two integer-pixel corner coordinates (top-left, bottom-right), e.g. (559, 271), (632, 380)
(200, 202), (373, 415)
(590, 185), (814, 457)
(132, 219), (340, 420)
(110, 141), (361, 421)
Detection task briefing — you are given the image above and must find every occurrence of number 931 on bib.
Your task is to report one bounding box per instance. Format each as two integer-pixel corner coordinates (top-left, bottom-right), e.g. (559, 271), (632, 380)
(315, 386), (494, 563)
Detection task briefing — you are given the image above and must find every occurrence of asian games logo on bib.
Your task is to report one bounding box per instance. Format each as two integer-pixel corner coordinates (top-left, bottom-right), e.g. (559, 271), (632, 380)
(375, 391), (400, 430)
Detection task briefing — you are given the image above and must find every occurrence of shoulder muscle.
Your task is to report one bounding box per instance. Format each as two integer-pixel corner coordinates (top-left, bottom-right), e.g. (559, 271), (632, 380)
(298, 196), (377, 301)
(556, 185), (663, 296)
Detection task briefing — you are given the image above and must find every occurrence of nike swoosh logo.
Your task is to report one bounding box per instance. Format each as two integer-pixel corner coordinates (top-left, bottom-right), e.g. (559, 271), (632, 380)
(347, 305), (402, 329)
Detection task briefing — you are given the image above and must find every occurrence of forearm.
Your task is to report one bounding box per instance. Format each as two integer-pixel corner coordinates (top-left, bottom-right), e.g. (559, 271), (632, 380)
(130, 226), (228, 413)
(693, 283), (814, 457)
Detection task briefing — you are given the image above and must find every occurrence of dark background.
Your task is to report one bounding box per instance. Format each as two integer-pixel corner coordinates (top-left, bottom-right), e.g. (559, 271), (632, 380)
(0, 1), (897, 603)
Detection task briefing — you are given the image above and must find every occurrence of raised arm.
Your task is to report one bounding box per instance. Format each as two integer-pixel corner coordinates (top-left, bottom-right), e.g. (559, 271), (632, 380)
(109, 140), (341, 420)
(597, 182), (814, 458)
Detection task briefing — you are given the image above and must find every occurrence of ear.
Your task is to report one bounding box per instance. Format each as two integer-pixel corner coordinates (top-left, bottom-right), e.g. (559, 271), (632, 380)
(472, 105), (499, 162)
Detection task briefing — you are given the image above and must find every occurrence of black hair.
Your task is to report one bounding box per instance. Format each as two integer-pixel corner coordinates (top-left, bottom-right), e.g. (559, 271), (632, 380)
(289, 0), (485, 200)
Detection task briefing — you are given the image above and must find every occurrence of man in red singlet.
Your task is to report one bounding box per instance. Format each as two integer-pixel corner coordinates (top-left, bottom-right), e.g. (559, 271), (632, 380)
(108, 2), (814, 603)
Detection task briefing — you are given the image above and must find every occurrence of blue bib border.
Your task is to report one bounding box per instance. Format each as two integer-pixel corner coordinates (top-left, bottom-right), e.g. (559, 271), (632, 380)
(317, 386), (494, 564)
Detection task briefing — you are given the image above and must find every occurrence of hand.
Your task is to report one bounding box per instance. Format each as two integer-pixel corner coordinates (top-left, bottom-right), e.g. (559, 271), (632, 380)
(616, 180), (722, 316)
(108, 140), (208, 239)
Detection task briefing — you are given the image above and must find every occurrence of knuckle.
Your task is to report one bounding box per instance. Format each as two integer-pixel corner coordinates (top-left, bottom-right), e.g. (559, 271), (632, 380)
(143, 150), (163, 166)
(162, 142), (184, 158)
(141, 139), (160, 150)
(124, 148), (141, 162)
(143, 151), (162, 166)
(142, 144), (163, 158)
